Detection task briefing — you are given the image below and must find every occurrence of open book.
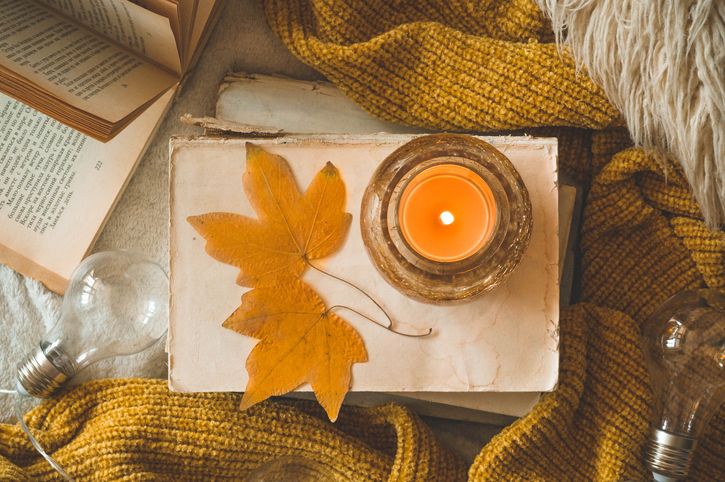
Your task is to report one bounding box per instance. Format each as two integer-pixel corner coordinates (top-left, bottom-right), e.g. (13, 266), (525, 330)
(0, 88), (173, 293)
(0, 0), (224, 142)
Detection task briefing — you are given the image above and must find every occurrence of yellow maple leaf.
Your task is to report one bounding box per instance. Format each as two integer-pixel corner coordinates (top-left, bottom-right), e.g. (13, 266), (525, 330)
(187, 143), (352, 287)
(223, 277), (368, 422)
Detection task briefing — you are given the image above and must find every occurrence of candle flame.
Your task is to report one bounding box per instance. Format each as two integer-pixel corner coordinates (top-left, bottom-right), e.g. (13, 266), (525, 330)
(439, 211), (454, 225)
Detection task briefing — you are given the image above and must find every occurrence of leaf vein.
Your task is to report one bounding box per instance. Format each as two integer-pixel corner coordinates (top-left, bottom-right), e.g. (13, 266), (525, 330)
(307, 224), (345, 255)
(304, 176), (330, 253)
(259, 162), (303, 254)
(251, 313), (327, 389)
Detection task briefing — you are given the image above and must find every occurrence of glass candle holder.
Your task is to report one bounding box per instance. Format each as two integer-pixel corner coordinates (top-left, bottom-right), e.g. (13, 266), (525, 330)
(361, 134), (532, 304)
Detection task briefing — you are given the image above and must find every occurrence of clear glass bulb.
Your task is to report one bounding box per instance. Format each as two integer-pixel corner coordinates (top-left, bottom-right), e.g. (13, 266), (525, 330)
(17, 250), (168, 398)
(642, 289), (725, 481)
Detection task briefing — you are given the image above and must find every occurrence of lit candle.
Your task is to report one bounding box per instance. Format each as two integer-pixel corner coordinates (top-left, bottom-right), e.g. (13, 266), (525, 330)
(361, 133), (531, 304)
(397, 164), (496, 262)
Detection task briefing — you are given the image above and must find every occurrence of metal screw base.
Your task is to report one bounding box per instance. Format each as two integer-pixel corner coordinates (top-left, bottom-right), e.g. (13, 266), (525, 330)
(644, 429), (697, 480)
(17, 345), (70, 399)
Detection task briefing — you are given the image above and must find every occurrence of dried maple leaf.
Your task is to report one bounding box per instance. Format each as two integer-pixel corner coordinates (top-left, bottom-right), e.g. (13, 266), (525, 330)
(187, 143), (352, 287)
(223, 277), (368, 422)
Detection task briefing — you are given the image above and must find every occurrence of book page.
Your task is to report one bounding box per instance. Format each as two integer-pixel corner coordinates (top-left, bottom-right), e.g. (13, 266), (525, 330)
(0, 88), (174, 292)
(176, 0), (196, 66)
(36, 0), (181, 74)
(0, 0), (177, 123)
(188, 0), (215, 59)
(129, 0), (181, 55)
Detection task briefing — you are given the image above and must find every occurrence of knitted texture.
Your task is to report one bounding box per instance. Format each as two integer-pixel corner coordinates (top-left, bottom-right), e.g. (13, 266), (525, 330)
(1, 0), (724, 480)
(0, 380), (467, 480)
(258, 0), (624, 132)
(470, 146), (723, 482)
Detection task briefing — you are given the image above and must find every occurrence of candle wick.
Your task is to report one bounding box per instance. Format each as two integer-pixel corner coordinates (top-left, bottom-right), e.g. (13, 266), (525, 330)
(439, 211), (454, 225)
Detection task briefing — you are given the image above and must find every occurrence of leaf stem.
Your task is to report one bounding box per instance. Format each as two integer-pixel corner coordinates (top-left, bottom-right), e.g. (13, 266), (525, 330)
(326, 305), (432, 338)
(306, 259), (392, 328)
(306, 259), (432, 337)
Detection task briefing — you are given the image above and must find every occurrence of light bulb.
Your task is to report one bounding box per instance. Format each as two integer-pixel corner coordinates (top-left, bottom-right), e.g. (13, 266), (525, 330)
(17, 250), (168, 398)
(641, 289), (725, 481)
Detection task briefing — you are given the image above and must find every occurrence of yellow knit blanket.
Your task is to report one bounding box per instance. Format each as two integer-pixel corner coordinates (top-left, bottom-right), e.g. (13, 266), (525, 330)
(2, 0), (724, 480)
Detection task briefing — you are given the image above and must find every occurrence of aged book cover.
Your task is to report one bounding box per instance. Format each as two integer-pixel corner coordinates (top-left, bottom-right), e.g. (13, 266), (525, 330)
(168, 134), (560, 403)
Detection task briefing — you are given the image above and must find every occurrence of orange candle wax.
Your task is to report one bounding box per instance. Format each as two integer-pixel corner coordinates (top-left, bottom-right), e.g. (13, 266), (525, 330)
(398, 164), (496, 262)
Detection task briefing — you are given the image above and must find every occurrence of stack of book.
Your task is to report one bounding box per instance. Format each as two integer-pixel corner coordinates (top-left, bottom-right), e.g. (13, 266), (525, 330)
(167, 74), (576, 422)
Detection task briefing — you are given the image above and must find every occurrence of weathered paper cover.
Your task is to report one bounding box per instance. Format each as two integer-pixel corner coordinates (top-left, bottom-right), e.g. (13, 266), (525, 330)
(169, 134), (559, 394)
